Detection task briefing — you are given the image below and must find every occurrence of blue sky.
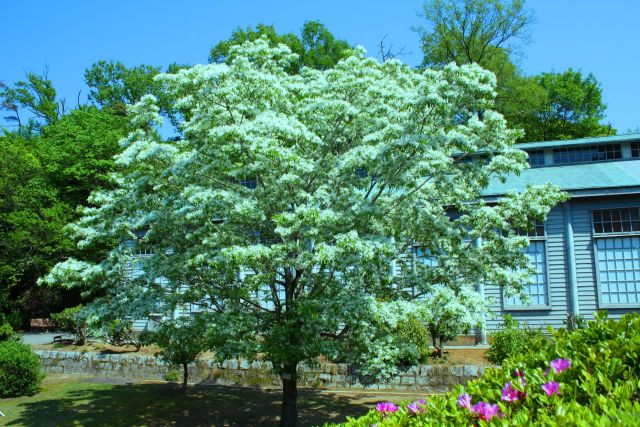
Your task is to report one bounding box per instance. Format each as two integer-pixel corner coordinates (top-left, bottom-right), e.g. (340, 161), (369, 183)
(2, 0), (639, 132)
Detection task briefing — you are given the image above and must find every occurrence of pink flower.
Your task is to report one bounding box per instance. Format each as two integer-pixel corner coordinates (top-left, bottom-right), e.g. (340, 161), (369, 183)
(542, 381), (560, 396)
(376, 402), (398, 414)
(406, 400), (426, 415)
(457, 393), (472, 409)
(514, 368), (525, 378)
(501, 381), (520, 402)
(550, 358), (572, 374)
(471, 402), (502, 421)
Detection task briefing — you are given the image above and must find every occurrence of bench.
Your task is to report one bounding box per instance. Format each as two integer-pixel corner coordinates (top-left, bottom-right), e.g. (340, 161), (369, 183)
(29, 318), (56, 332)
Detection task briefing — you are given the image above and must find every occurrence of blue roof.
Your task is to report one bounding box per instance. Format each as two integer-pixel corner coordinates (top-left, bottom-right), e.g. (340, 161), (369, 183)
(484, 159), (640, 196)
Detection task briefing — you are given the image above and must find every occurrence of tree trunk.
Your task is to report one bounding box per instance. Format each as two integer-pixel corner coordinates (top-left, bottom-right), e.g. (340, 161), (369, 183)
(431, 334), (442, 358)
(182, 362), (188, 391)
(280, 363), (298, 427)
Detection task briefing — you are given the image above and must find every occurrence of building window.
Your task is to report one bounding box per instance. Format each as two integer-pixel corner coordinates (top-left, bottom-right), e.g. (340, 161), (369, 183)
(593, 208), (640, 234)
(505, 240), (549, 307)
(527, 150), (545, 167)
(355, 168), (369, 179)
(526, 220), (546, 238)
(504, 221), (548, 308)
(413, 247), (438, 267)
(595, 237), (640, 305)
(239, 177), (257, 189)
(552, 144), (622, 165)
(592, 208), (640, 306)
(631, 141), (640, 158)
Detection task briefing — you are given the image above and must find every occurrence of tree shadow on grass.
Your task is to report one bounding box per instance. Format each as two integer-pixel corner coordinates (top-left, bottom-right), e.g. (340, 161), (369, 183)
(8, 381), (376, 426)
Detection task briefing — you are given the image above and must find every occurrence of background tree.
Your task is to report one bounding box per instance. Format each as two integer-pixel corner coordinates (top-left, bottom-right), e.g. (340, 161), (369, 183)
(0, 72), (132, 325)
(0, 70), (65, 130)
(415, 0), (613, 141)
(84, 60), (186, 124)
(522, 69), (613, 141)
(209, 21), (353, 73)
(418, 286), (486, 357)
(0, 132), (76, 325)
(50, 305), (89, 345)
(38, 107), (131, 207)
(416, 0), (534, 70)
(44, 40), (566, 426)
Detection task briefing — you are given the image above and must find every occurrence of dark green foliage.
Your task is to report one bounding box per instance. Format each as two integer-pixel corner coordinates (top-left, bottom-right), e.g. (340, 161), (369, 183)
(521, 69), (614, 141)
(39, 107), (131, 207)
(331, 312), (640, 426)
(486, 314), (545, 364)
(51, 305), (89, 345)
(393, 316), (431, 365)
(209, 21), (353, 74)
(0, 105), (131, 324)
(0, 340), (44, 397)
(0, 132), (78, 324)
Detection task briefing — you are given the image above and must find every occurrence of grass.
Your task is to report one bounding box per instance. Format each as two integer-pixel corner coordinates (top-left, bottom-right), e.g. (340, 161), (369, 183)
(1, 374), (430, 426)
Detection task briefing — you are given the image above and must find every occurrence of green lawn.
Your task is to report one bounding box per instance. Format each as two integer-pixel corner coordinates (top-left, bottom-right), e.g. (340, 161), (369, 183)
(1, 375), (426, 426)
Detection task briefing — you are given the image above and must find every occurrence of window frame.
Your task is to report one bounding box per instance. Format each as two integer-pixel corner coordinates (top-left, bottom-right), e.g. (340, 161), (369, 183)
(591, 207), (640, 309)
(552, 143), (622, 165)
(502, 223), (552, 311)
(526, 149), (545, 167)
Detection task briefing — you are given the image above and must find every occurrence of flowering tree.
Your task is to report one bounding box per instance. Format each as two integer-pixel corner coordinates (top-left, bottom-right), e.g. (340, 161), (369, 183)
(44, 39), (565, 426)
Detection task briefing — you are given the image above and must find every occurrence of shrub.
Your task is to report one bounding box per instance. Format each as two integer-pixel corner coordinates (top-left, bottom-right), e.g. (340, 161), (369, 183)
(393, 315), (431, 365)
(102, 319), (138, 348)
(486, 315), (545, 364)
(0, 321), (15, 341)
(51, 305), (89, 345)
(164, 370), (181, 382)
(327, 311), (640, 426)
(0, 340), (44, 397)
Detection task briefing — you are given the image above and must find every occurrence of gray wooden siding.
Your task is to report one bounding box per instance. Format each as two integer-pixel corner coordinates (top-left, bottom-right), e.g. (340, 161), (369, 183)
(485, 205), (570, 331)
(571, 196), (640, 321)
(485, 195), (640, 332)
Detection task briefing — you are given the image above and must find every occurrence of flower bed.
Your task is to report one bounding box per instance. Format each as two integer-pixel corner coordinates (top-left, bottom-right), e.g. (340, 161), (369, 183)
(328, 312), (640, 426)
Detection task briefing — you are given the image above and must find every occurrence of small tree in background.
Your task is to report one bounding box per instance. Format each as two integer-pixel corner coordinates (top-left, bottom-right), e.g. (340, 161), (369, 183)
(418, 286), (486, 358)
(142, 316), (209, 391)
(51, 305), (89, 345)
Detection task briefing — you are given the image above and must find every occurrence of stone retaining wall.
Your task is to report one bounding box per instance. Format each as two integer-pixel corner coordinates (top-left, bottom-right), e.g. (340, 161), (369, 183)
(35, 350), (486, 392)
